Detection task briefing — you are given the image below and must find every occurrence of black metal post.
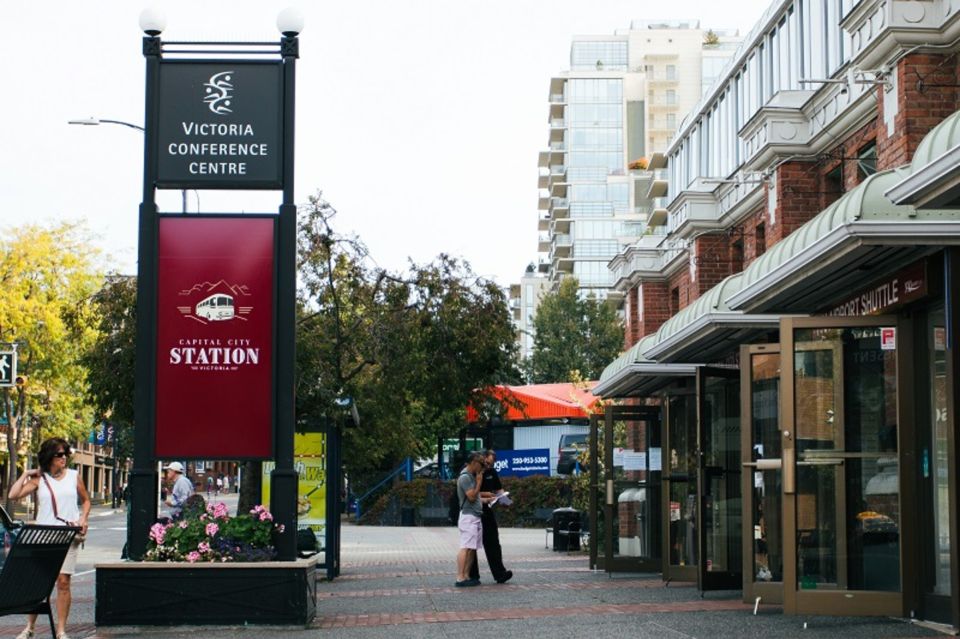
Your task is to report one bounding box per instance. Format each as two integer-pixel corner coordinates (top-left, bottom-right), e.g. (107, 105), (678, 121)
(128, 35), (162, 560)
(111, 423), (119, 509)
(270, 33), (299, 561)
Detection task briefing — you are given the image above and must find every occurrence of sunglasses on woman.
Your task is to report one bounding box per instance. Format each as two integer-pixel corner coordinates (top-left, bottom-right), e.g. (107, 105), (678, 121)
(53, 450), (71, 458)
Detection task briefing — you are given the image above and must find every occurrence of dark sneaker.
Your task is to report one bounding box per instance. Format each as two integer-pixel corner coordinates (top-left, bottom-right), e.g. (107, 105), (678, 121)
(465, 578), (481, 587)
(495, 570), (513, 584)
(455, 579), (471, 587)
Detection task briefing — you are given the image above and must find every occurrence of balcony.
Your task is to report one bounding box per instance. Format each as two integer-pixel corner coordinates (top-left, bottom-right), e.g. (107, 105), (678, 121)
(552, 253), (574, 273)
(648, 119), (677, 133)
(550, 181), (568, 198)
(551, 198), (570, 215)
(538, 233), (551, 252)
(647, 98), (679, 109)
(647, 72), (679, 84)
(551, 217), (571, 234)
(552, 234), (572, 258)
(538, 214), (551, 232)
(539, 194), (551, 210)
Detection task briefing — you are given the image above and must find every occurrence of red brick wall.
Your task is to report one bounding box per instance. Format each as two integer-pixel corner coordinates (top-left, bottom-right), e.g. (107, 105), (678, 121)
(691, 234), (733, 298)
(771, 160), (820, 247)
(668, 269), (691, 312)
(624, 280), (671, 345)
(877, 53), (959, 170)
(624, 287), (639, 349)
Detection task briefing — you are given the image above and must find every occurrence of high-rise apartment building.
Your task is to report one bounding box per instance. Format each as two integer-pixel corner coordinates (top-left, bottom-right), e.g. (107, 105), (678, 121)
(508, 264), (548, 360)
(536, 21), (739, 302)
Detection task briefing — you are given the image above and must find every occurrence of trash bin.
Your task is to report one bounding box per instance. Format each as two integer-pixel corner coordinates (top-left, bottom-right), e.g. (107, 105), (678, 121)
(400, 506), (416, 526)
(552, 507), (581, 551)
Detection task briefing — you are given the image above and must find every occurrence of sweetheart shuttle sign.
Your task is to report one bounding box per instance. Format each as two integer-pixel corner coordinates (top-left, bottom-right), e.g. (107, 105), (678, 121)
(155, 217), (275, 458)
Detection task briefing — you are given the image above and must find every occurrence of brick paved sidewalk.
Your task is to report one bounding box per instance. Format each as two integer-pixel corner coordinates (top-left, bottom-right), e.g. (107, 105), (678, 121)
(1, 522), (949, 638)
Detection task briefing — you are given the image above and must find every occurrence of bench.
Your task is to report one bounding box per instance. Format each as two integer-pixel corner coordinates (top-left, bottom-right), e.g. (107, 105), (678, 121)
(0, 506), (80, 638)
(418, 507), (451, 526)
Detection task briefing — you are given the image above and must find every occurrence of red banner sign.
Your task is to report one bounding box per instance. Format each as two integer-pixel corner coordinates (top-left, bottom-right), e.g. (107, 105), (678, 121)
(155, 217), (274, 458)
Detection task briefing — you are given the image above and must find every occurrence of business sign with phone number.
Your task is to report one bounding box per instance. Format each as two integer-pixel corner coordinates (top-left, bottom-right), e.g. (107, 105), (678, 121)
(492, 449), (550, 478)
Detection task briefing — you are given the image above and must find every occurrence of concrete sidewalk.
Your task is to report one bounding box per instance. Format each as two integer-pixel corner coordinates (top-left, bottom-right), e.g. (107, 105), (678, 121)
(1, 521), (950, 638)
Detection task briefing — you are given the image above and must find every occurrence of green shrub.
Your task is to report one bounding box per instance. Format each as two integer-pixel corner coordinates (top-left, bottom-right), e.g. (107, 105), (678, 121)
(358, 474), (590, 527)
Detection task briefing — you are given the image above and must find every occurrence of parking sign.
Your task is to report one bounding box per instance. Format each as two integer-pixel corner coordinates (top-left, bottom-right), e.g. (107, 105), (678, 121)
(0, 349), (16, 387)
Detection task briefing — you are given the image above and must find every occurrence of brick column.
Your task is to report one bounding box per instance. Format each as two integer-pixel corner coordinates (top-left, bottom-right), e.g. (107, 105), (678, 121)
(877, 53), (959, 170)
(771, 160), (819, 248)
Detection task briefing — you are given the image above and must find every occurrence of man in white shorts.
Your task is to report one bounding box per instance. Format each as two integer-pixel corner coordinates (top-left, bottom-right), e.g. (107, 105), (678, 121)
(455, 452), (491, 587)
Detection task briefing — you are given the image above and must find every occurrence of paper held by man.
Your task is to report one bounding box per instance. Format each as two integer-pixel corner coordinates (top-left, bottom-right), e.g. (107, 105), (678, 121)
(487, 491), (512, 507)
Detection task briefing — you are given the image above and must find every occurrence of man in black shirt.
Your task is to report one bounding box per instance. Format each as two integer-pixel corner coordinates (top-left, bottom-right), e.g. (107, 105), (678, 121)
(469, 450), (513, 584)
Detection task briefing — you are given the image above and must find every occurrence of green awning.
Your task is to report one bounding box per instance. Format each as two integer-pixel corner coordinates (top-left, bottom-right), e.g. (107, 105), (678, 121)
(593, 334), (697, 399)
(643, 273), (787, 363)
(886, 108), (960, 208)
(727, 166), (960, 312)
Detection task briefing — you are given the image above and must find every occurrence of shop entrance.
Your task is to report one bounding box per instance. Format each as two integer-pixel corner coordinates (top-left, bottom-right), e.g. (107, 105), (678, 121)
(661, 369), (742, 590)
(589, 405), (661, 572)
(780, 316), (904, 615)
(741, 344), (783, 605)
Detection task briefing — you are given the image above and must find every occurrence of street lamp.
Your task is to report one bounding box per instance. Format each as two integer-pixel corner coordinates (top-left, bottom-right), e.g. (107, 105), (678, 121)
(68, 117), (188, 213)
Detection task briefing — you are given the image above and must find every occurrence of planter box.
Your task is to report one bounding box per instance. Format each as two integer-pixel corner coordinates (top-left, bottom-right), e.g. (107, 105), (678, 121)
(95, 556), (317, 626)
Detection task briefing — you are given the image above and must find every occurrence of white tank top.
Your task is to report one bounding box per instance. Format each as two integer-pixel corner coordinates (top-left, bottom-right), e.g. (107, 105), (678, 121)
(36, 468), (80, 526)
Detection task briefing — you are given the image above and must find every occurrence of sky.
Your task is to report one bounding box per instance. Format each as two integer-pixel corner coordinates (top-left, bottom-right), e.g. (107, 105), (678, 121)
(0, 0), (772, 287)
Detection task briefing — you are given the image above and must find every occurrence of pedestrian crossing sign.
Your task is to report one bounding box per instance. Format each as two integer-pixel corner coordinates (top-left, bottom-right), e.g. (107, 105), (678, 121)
(0, 349), (16, 387)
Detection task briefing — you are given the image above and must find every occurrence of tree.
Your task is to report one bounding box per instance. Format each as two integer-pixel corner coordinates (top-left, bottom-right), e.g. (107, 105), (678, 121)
(1, 222), (102, 511)
(526, 277), (624, 383)
(80, 274), (137, 460)
(295, 194), (520, 490)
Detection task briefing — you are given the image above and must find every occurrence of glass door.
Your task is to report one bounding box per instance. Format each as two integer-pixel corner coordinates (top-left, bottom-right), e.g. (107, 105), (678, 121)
(697, 367), (742, 591)
(918, 304), (952, 623)
(741, 344), (783, 605)
(602, 406), (662, 572)
(781, 316), (904, 616)
(662, 386), (698, 583)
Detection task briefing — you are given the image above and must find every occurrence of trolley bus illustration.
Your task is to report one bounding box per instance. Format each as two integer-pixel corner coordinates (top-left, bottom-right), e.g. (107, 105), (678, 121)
(195, 294), (235, 321)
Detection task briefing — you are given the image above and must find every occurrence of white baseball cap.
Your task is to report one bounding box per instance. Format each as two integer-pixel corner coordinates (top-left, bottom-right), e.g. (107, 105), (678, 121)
(163, 461), (185, 473)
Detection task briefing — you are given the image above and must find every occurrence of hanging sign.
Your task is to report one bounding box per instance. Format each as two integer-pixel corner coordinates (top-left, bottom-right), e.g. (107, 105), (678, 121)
(826, 261), (927, 317)
(155, 216), (275, 458)
(156, 61), (283, 189)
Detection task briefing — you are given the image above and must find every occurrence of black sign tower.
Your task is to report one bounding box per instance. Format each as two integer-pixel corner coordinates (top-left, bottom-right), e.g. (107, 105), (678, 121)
(128, 10), (301, 561)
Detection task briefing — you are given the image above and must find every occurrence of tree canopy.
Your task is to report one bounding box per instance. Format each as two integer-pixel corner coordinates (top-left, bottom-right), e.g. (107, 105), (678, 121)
(295, 195), (520, 483)
(1, 222), (102, 510)
(525, 277), (624, 383)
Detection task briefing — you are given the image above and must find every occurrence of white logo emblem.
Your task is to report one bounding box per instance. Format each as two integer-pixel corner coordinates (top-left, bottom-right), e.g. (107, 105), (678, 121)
(904, 279), (922, 293)
(177, 280), (252, 325)
(204, 71), (234, 115)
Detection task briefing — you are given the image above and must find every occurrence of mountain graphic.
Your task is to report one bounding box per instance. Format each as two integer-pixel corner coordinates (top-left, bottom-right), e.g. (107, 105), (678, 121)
(178, 279), (251, 298)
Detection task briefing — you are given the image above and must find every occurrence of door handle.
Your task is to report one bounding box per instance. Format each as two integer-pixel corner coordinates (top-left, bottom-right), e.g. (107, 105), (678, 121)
(797, 458), (843, 466)
(742, 458), (781, 470)
(783, 448), (795, 494)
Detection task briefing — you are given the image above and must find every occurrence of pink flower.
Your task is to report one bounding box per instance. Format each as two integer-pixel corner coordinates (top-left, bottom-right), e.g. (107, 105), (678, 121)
(213, 503), (229, 519)
(178, 521), (188, 529)
(258, 511), (273, 522)
(149, 523), (166, 544)
(198, 542), (211, 554)
(186, 551), (201, 563)
(200, 513), (208, 521)
(276, 524), (285, 534)
(205, 522), (219, 536)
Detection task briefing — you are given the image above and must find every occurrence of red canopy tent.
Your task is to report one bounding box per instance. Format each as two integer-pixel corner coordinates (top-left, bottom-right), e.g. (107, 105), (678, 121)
(466, 382), (601, 423)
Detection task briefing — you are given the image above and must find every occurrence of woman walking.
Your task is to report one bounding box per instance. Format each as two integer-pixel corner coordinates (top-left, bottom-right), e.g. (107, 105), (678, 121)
(6, 437), (91, 639)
